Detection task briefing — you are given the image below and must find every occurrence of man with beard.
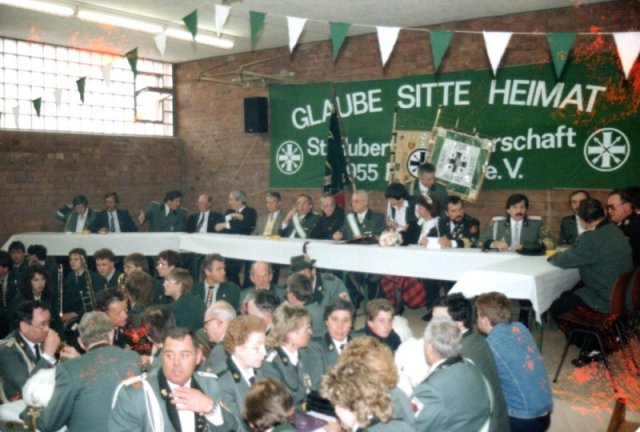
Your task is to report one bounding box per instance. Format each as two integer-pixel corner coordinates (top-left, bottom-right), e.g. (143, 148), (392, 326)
(436, 196), (480, 248)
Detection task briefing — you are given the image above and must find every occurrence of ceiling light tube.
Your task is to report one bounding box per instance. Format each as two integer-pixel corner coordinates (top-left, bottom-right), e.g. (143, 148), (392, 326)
(165, 27), (234, 49)
(0, 0), (74, 16)
(77, 9), (164, 34)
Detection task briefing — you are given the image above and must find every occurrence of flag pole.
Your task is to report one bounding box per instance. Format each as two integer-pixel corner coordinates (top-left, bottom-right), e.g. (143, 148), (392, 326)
(389, 105), (399, 186)
(331, 86), (356, 192)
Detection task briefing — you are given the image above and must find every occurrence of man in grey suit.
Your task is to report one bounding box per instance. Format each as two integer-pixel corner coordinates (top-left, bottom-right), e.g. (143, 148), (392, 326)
(411, 316), (491, 432)
(480, 193), (553, 251)
(29, 311), (142, 432)
(252, 191), (285, 236)
(334, 190), (386, 241)
(109, 327), (236, 432)
(432, 294), (510, 432)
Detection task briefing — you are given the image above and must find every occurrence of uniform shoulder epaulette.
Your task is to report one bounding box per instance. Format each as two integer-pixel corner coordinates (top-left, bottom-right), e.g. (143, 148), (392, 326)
(196, 371), (219, 379)
(528, 216), (542, 220)
(490, 216), (506, 222)
(322, 273), (335, 280)
(265, 351), (277, 363)
(0, 338), (16, 348)
(215, 368), (229, 377)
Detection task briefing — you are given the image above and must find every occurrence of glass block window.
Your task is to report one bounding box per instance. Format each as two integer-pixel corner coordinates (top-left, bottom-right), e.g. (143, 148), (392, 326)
(0, 37), (173, 136)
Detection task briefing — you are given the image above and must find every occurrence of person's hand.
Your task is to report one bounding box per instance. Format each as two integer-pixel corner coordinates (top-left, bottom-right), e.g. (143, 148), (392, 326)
(43, 330), (61, 356)
(284, 207), (297, 224)
(214, 222), (225, 232)
(171, 387), (215, 414)
(438, 236), (452, 248)
(419, 236), (428, 246)
(61, 312), (77, 324)
(493, 240), (509, 251)
(98, 228), (109, 234)
(332, 231), (343, 240)
(137, 210), (145, 225)
(59, 344), (81, 361)
(323, 420), (341, 432)
(232, 212), (244, 221)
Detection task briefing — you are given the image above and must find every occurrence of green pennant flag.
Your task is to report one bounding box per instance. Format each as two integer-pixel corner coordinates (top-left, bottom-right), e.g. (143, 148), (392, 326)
(76, 77), (86, 103)
(183, 9), (198, 40)
(546, 32), (576, 79)
(250, 11), (266, 49)
(329, 22), (350, 60)
(125, 48), (138, 77)
(33, 98), (42, 116)
(430, 30), (453, 71)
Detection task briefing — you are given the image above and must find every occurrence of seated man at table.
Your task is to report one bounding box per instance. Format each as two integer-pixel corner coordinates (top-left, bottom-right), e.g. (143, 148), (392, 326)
(558, 190), (590, 246)
(139, 189), (187, 233)
(279, 194), (321, 239)
(476, 292), (553, 432)
(55, 194), (96, 233)
(91, 192), (138, 233)
(187, 194), (224, 234)
(310, 193), (345, 240)
(549, 198), (633, 363)
(479, 193), (553, 251)
(334, 190), (386, 241)
(437, 196), (480, 248)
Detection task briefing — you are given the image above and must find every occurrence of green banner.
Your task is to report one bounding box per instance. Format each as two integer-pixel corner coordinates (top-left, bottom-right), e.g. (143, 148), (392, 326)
(269, 53), (638, 190)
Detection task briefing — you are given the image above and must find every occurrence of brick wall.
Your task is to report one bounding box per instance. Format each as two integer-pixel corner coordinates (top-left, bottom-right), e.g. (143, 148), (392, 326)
(174, 1), (637, 238)
(0, 131), (183, 244)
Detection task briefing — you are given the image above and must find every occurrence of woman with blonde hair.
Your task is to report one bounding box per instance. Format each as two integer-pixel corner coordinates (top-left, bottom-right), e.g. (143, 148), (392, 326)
(321, 361), (413, 431)
(260, 304), (313, 409)
(338, 337), (414, 427)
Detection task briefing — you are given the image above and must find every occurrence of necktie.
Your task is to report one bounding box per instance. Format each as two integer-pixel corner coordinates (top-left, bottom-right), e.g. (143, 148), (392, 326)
(249, 376), (256, 386)
(452, 223), (462, 239)
(197, 213), (205, 231)
(109, 213), (116, 232)
(513, 222), (521, 247)
(263, 213), (276, 235)
(205, 286), (214, 306)
(339, 343), (346, 353)
(34, 344), (41, 362)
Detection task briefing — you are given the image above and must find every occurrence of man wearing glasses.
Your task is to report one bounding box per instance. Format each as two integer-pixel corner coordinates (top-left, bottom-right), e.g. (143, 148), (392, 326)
(0, 300), (61, 400)
(607, 188), (640, 268)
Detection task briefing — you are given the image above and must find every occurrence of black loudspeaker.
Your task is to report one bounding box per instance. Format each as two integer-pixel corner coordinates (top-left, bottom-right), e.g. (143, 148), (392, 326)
(244, 97), (268, 133)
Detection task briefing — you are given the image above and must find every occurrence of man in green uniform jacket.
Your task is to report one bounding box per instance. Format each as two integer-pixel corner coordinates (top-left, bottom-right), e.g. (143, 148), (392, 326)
(140, 190), (187, 232)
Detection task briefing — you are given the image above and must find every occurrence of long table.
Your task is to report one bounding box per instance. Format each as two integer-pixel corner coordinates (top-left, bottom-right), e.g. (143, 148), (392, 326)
(3, 232), (579, 321)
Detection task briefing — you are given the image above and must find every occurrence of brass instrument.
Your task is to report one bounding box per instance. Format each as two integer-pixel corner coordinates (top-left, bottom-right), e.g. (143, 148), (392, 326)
(58, 264), (64, 317)
(117, 273), (127, 291)
(79, 256), (96, 313)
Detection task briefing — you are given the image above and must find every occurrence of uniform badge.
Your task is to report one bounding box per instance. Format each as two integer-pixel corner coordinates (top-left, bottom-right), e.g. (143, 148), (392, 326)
(411, 397), (424, 416)
(328, 344), (334, 351)
(282, 355), (289, 365)
(232, 372), (241, 382)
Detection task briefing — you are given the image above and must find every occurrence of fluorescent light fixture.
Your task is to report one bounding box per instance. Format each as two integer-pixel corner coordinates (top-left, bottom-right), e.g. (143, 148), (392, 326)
(166, 28), (234, 49)
(77, 9), (164, 34)
(0, 0), (74, 16)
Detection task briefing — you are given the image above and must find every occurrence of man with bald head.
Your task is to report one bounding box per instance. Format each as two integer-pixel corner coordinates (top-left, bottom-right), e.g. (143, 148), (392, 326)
(187, 194), (224, 234)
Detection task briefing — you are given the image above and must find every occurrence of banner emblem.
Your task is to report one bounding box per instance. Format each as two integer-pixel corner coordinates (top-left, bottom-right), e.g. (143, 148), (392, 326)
(406, 148), (428, 179)
(276, 140), (304, 175)
(583, 128), (630, 172)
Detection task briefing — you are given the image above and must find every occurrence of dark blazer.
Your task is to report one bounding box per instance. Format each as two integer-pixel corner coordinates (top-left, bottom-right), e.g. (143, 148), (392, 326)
(187, 211), (225, 233)
(55, 206), (96, 232)
(342, 209), (386, 240)
(306, 333), (349, 390)
(310, 206), (345, 240)
(143, 202), (187, 233)
(437, 214), (481, 248)
(558, 214), (580, 246)
(221, 207), (257, 235)
(280, 212), (322, 238)
(411, 181), (449, 213)
(193, 281), (241, 312)
(168, 293), (206, 331)
(91, 209), (138, 233)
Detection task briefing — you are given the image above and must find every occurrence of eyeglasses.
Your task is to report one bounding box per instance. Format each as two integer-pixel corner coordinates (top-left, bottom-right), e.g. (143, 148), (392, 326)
(29, 321), (51, 330)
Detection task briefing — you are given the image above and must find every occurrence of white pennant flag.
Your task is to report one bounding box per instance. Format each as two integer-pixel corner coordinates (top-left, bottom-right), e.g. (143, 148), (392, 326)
(376, 26), (400, 67)
(154, 33), (167, 58)
(483, 31), (512, 76)
(101, 63), (112, 87)
(215, 4), (231, 37)
(12, 105), (20, 128)
(53, 89), (63, 108)
(613, 32), (640, 80)
(287, 16), (307, 52)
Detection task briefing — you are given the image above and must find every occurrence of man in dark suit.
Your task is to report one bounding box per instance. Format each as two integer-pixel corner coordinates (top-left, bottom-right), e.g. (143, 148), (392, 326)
(139, 190), (187, 232)
(94, 248), (122, 289)
(408, 162), (448, 214)
(558, 190), (589, 246)
(310, 193), (345, 240)
(252, 191), (285, 237)
(26, 311), (142, 432)
(607, 188), (640, 268)
(91, 192), (138, 233)
(0, 301), (61, 400)
(55, 194), (96, 233)
(96, 288), (130, 348)
(279, 194), (321, 239)
(436, 196), (480, 248)
(411, 316), (491, 431)
(193, 254), (241, 312)
(187, 194), (224, 234)
(109, 328), (236, 432)
(432, 294), (509, 432)
(215, 190), (257, 286)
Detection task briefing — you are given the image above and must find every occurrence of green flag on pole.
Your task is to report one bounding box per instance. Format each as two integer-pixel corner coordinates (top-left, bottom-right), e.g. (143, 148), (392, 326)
(329, 22), (350, 60)
(76, 77), (86, 103)
(250, 11), (266, 49)
(546, 32), (576, 79)
(430, 30), (453, 71)
(183, 10), (198, 40)
(33, 98), (42, 116)
(125, 48), (138, 77)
